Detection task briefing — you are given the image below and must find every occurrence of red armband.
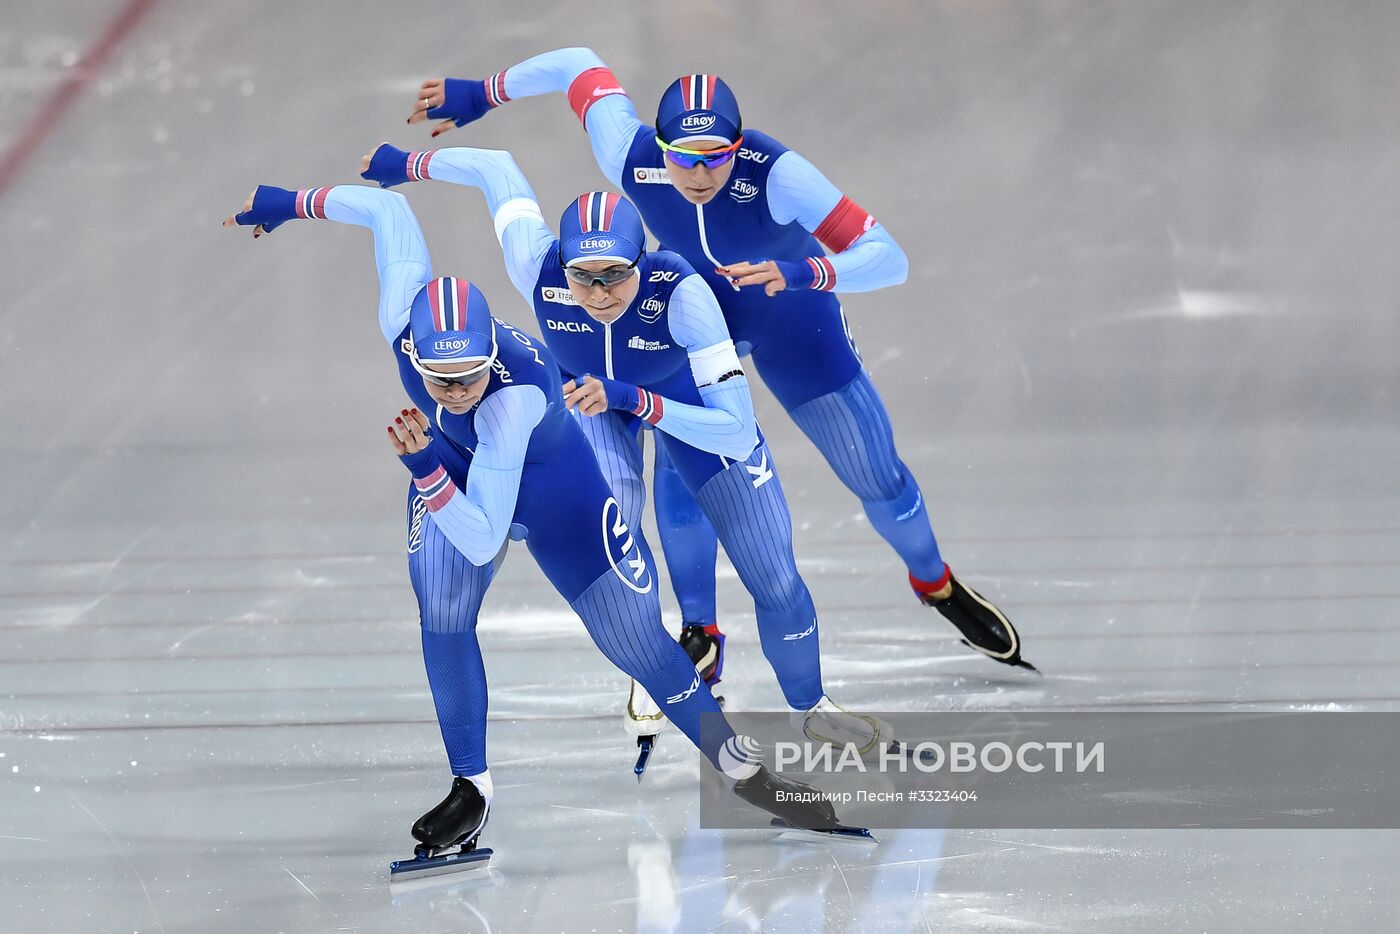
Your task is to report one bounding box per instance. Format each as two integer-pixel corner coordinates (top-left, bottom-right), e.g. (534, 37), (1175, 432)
(567, 67), (628, 124)
(813, 195), (877, 253)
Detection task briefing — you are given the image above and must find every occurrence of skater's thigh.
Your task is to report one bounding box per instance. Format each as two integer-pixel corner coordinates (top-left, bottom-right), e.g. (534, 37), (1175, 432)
(571, 409), (647, 532)
(406, 485), (496, 632)
(749, 292), (863, 411)
(517, 427), (660, 603)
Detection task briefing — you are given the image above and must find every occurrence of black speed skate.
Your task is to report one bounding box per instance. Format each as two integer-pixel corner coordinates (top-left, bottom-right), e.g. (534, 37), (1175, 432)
(632, 625), (726, 780)
(389, 777), (492, 881)
(733, 766), (875, 843)
(679, 622), (725, 685)
(913, 569), (1038, 672)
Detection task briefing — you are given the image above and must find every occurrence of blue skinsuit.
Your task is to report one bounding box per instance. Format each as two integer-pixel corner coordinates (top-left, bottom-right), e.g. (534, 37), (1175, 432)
(300, 185), (731, 776)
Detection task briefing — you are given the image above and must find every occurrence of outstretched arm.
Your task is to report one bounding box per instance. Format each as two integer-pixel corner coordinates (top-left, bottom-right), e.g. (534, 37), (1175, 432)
(360, 143), (554, 305)
(389, 389), (546, 565)
(406, 47), (646, 189)
(224, 184), (431, 342)
(715, 150), (909, 296)
(563, 275), (758, 462)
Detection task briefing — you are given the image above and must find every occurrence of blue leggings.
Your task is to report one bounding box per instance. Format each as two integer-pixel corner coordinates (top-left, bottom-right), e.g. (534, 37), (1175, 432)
(663, 288), (947, 586)
(406, 435), (733, 775)
(576, 413), (825, 710)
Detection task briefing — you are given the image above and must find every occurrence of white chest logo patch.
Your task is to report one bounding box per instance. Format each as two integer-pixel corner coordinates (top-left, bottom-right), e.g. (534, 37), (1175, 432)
(633, 167), (671, 185)
(540, 286), (580, 306)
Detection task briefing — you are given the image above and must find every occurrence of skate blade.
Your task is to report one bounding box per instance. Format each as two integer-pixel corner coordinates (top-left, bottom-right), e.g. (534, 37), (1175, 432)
(634, 735), (656, 780)
(389, 846), (492, 883)
(769, 818), (878, 846)
(959, 639), (1042, 674)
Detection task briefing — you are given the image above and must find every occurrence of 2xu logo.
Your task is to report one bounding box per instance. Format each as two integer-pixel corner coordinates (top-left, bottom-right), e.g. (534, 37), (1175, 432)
(648, 270), (679, 283)
(602, 497), (653, 594)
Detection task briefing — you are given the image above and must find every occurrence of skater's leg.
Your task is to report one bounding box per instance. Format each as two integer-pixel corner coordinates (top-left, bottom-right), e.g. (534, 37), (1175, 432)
(783, 369), (945, 583)
(519, 435), (737, 769)
(751, 298), (1029, 668)
(573, 409), (647, 531)
(746, 292), (944, 583)
(407, 490), (497, 778)
(568, 564), (731, 766)
(653, 439), (719, 629)
(666, 434), (823, 711)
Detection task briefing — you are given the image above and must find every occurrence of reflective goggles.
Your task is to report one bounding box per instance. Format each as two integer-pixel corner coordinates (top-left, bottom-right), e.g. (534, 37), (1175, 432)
(418, 365), (489, 388)
(562, 257), (640, 289)
(655, 135), (744, 169)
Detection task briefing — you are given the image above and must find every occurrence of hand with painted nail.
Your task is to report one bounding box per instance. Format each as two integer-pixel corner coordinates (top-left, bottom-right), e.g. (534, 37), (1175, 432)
(222, 185), (302, 238)
(388, 407), (442, 479)
(406, 77), (492, 138)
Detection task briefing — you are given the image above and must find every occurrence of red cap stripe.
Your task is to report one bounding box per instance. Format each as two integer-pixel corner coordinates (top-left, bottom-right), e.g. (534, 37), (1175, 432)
(454, 278), (470, 330)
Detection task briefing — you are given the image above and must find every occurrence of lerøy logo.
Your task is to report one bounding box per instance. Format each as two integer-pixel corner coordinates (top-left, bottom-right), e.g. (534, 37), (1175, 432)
(601, 497), (653, 594)
(407, 495), (428, 555)
(638, 296), (666, 323)
(433, 336), (473, 354)
(577, 237), (617, 254)
(679, 113), (718, 134)
(729, 179), (759, 203)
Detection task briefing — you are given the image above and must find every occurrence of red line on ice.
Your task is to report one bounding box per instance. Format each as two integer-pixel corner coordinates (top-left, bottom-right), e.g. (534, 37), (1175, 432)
(0, 0), (159, 196)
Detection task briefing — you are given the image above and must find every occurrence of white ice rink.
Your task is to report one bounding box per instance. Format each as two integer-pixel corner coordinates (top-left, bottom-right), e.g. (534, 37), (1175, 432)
(3, 1), (1400, 931)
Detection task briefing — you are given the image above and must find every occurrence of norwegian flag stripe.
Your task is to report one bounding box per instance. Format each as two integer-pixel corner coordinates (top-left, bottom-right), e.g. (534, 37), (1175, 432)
(407, 151), (434, 182)
(633, 388), (664, 426)
(485, 71), (510, 108)
(806, 256), (837, 291)
(413, 466), (456, 511)
(577, 191), (619, 233)
(685, 74), (715, 110)
(295, 187), (330, 219)
(427, 276), (472, 332)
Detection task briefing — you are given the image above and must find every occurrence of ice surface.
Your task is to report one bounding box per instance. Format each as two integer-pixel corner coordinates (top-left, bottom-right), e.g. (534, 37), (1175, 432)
(3, 1), (1400, 931)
